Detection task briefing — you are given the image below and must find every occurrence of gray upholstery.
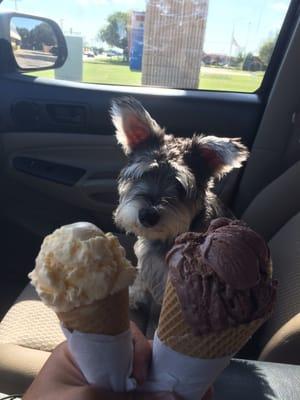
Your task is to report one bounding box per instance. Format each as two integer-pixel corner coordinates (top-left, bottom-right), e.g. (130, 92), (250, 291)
(264, 214), (300, 348)
(233, 16), (300, 216)
(242, 161), (300, 242)
(242, 163), (300, 362)
(214, 359), (300, 400)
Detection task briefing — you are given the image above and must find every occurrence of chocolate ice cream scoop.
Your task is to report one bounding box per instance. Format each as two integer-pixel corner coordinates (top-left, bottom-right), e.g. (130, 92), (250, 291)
(166, 218), (277, 335)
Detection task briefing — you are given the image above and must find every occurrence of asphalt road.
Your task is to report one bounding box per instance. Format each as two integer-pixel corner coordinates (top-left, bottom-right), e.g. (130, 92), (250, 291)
(14, 49), (57, 69)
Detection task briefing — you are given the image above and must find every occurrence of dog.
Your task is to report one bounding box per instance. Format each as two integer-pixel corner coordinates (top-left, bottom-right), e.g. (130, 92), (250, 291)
(110, 97), (249, 308)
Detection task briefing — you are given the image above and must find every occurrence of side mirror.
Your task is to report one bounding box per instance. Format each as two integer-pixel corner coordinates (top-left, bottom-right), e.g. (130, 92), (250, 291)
(0, 11), (67, 72)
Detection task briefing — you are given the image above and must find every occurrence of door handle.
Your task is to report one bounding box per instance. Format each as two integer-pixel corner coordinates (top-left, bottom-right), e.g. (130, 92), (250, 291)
(13, 156), (86, 186)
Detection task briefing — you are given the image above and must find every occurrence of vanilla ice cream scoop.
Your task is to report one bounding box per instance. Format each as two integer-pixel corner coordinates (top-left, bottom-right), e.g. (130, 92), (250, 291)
(28, 222), (136, 312)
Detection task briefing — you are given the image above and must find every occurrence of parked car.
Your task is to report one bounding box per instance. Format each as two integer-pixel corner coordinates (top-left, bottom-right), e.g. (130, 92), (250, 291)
(105, 49), (123, 57)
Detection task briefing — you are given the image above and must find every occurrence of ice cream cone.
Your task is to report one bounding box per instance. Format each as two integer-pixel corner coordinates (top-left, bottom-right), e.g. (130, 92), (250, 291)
(57, 288), (130, 335)
(157, 278), (268, 358)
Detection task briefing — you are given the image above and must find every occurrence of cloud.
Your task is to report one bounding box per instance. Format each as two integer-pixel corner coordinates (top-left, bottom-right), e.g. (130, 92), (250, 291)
(271, 1), (289, 13)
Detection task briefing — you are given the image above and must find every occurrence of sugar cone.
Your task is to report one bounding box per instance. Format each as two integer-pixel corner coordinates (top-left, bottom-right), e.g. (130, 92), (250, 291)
(157, 278), (268, 358)
(57, 289), (129, 335)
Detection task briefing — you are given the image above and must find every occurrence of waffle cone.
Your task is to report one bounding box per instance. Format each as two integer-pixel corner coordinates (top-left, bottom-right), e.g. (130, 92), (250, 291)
(57, 289), (129, 335)
(157, 278), (268, 358)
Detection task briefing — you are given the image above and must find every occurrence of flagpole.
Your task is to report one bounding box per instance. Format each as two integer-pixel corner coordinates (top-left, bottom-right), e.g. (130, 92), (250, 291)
(12, 0), (20, 11)
(244, 21), (251, 55)
(228, 24), (235, 67)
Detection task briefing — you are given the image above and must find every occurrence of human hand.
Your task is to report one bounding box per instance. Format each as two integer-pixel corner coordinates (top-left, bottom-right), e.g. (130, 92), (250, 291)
(23, 322), (181, 400)
(130, 322), (213, 400)
(130, 320), (152, 385)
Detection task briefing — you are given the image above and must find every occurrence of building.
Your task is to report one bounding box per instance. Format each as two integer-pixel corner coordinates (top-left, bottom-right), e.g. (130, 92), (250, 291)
(141, 0), (209, 88)
(10, 24), (21, 50)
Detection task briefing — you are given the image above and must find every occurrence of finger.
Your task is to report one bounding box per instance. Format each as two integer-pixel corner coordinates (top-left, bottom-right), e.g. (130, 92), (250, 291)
(130, 321), (152, 385)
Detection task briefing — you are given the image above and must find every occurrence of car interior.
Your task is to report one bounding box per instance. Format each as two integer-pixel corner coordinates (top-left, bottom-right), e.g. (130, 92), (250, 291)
(0, 0), (300, 398)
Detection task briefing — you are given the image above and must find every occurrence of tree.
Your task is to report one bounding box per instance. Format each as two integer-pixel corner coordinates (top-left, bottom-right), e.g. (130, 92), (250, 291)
(98, 12), (129, 52)
(242, 53), (253, 70)
(17, 27), (30, 49)
(259, 36), (277, 66)
(235, 51), (245, 65)
(242, 52), (263, 72)
(29, 22), (56, 51)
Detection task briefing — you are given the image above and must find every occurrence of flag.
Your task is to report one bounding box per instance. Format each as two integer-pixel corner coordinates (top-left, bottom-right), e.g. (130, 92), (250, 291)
(232, 36), (241, 50)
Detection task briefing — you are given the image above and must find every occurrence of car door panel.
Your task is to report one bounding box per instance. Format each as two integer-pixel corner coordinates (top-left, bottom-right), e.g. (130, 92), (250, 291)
(0, 132), (126, 236)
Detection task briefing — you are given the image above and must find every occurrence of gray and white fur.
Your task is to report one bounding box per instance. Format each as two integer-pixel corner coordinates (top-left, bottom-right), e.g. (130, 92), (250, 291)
(110, 97), (249, 307)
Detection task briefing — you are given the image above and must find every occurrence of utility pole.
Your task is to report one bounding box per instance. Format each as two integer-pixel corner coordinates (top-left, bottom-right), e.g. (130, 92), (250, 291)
(228, 24), (235, 67)
(11, 0), (21, 11)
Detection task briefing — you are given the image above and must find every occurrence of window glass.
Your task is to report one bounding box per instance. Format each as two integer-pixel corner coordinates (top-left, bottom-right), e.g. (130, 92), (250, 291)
(2, 0), (290, 92)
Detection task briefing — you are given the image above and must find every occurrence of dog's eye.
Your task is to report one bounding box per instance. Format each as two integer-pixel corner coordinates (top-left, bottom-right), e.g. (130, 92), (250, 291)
(176, 180), (186, 197)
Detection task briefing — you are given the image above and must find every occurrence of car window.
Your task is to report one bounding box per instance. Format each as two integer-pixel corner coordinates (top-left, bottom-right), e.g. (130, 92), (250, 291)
(2, 0), (291, 92)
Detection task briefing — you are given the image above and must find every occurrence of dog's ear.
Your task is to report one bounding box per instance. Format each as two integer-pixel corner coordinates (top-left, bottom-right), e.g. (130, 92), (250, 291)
(110, 97), (164, 155)
(184, 135), (249, 181)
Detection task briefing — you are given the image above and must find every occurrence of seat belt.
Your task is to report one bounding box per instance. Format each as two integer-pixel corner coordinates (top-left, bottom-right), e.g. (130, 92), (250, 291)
(214, 169), (244, 211)
(282, 110), (300, 170)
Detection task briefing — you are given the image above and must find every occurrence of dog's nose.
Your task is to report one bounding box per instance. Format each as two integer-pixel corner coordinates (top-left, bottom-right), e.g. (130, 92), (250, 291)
(139, 207), (160, 227)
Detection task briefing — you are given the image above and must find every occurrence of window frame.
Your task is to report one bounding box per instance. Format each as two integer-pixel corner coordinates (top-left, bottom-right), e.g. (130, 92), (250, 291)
(257, 0), (300, 100)
(1, 0), (299, 98)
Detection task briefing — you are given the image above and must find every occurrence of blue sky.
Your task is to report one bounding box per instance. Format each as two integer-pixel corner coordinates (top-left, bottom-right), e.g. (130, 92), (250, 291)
(2, 0), (290, 54)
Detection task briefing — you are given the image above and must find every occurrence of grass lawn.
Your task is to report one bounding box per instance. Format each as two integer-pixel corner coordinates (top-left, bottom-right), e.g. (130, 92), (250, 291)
(28, 58), (264, 93)
(199, 67), (263, 92)
(83, 59), (142, 86)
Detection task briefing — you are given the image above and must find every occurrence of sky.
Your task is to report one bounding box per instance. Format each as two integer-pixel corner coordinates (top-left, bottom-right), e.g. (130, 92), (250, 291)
(1, 0), (290, 55)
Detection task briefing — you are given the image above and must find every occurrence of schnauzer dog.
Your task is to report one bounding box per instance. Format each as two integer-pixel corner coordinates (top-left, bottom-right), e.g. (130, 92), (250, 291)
(110, 97), (248, 308)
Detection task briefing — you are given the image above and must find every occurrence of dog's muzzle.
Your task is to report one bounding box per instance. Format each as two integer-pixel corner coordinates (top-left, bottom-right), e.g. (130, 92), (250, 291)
(139, 207), (160, 228)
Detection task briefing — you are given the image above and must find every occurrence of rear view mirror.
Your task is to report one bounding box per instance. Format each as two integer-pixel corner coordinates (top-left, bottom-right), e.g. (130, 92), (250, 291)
(11, 16), (60, 69)
(0, 12), (67, 72)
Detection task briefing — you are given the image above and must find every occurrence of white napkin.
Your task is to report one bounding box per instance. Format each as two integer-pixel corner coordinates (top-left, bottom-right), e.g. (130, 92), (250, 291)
(63, 327), (136, 392)
(141, 332), (231, 400)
